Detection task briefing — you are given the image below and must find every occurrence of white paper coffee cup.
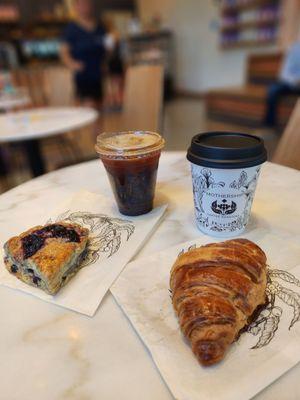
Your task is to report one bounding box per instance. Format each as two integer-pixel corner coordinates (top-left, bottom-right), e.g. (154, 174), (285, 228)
(187, 132), (267, 237)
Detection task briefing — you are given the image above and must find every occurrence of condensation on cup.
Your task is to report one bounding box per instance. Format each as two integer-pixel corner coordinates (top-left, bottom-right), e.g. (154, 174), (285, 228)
(187, 132), (267, 238)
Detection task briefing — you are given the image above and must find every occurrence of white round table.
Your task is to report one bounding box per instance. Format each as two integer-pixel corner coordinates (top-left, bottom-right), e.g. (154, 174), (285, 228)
(0, 152), (300, 400)
(0, 107), (98, 176)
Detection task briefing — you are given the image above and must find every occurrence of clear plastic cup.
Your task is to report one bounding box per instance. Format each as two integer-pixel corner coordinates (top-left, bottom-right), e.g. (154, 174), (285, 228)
(96, 131), (165, 216)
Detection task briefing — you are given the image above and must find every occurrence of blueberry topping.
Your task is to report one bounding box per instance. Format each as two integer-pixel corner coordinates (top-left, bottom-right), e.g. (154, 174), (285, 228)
(32, 276), (41, 285)
(61, 229), (80, 243)
(27, 268), (34, 274)
(21, 224), (80, 259)
(22, 234), (45, 259)
(11, 265), (18, 273)
(35, 224), (80, 242)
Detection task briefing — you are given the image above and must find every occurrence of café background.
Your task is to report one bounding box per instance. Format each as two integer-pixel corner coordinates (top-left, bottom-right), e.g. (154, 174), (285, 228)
(1, 0), (300, 192)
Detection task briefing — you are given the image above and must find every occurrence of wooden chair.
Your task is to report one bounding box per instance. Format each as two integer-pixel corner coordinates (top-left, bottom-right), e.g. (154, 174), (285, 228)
(42, 66), (88, 165)
(273, 99), (300, 170)
(11, 67), (47, 107)
(11, 66), (75, 107)
(104, 64), (164, 133)
(43, 66), (75, 106)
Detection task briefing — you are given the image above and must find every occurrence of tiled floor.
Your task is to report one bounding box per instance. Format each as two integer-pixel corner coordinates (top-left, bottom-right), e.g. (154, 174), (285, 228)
(0, 97), (280, 194)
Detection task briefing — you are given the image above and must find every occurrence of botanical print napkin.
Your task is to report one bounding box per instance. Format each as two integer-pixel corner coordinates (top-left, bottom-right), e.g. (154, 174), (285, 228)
(111, 229), (300, 400)
(0, 190), (167, 316)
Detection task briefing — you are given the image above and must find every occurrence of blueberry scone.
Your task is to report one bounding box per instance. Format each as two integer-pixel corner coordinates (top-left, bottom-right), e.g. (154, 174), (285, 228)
(4, 222), (89, 295)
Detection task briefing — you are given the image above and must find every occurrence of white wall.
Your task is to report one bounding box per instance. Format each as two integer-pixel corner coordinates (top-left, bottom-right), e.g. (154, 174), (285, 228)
(138, 0), (276, 93)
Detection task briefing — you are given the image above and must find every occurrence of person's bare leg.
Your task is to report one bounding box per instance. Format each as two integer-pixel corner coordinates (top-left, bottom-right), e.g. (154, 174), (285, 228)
(81, 98), (103, 138)
(81, 98), (97, 109)
(116, 76), (124, 107)
(105, 77), (114, 108)
(71, 97), (101, 158)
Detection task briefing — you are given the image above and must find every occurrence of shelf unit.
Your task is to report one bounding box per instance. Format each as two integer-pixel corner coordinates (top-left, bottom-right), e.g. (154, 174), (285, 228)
(221, 16), (278, 31)
(221, 0), (280, 13)
(221, 38), (275, 49)
(0, 0), (136, 66)
(220, 0), (281, 49)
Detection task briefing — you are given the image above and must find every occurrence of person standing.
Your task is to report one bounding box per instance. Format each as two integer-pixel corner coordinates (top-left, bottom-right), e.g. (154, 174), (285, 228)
(265, 40), (300, 127)
(60, 0), (106, 109)
(104, 18), (124, 110)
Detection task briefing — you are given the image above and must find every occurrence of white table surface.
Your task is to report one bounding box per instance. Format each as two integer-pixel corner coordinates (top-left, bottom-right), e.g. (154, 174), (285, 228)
(1, 152), (300, 400)
(0, 107), (98, 142)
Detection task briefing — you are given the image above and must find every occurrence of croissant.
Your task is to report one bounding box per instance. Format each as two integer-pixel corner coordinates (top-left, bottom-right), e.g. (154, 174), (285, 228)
(170, 239), (267, 366)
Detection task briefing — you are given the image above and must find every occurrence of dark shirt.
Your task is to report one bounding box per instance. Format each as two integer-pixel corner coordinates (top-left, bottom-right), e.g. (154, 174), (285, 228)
(62, 21), (106, 83)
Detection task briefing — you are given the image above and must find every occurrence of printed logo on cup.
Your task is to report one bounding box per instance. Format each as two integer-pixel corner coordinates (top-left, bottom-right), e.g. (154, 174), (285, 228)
(211, 199), (237, 215)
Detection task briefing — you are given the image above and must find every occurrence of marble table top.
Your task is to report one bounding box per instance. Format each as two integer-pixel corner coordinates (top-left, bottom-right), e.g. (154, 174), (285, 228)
(0, 107), (98, 142)
(1, 152), (300, 400)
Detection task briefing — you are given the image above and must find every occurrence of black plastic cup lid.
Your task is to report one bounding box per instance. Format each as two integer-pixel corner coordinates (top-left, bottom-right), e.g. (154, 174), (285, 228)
(187, 131), (267, 169)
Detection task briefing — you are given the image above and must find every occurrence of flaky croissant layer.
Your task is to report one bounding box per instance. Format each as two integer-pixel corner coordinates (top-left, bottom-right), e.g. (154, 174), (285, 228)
(170, 239), (267, 366)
